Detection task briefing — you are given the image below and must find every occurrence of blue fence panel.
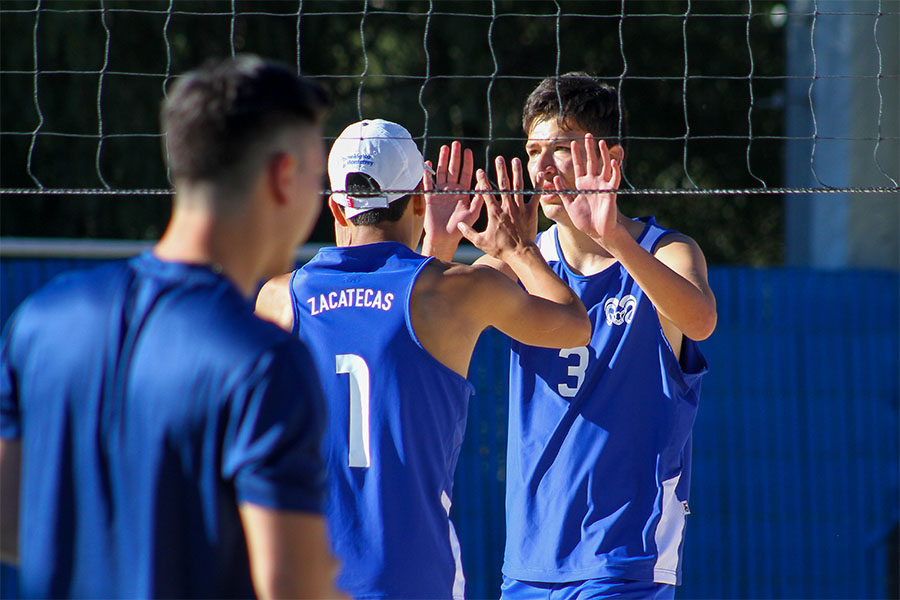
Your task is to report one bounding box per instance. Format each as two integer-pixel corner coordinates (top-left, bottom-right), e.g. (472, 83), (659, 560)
(0, 254), (897, 599)
(679, 267), (898, 599)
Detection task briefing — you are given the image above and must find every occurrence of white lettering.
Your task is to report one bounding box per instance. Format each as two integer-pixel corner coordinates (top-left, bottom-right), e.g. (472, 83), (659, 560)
(308, 288), (395, 315)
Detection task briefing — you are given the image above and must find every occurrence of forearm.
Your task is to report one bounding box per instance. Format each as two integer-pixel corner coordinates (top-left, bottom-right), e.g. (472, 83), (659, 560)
(421, 233), (461, 263)
(604, 231), (716, 340)
(240, 505), (345, 599)
(504, 245), (584, 310)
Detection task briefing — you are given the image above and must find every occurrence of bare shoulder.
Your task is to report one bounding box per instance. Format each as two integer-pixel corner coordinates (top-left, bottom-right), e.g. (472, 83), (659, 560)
(414, 260), (514, 312)
(653, 232), (709, 275)
(424, 259), (505, 287)
(254, 272), (294, 331)
(473, 252), (518, 281)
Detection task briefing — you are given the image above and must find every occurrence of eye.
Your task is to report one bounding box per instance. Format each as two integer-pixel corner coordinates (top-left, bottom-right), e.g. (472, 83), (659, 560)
(554, 145), (571, 154)
(526, 148), (540, 158)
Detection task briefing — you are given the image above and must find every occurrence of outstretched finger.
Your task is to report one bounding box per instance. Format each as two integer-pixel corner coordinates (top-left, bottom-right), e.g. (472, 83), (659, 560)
(584, 133), (598, 177)
(457, 221), (481, 246)
(475, 169), (500, 213)
(448, 141), (462, 184)
(610, 158), (622, 190)
(494, 156), (512, 210)
(571, 138), (587, 179)
(459, 147), (475, 189)
(597, 139), (611, 182)
(510, 157), (525, 209)
(435, 144), (450, 187)
(423, 161), (435, 192)
(553, 174), (572, 208)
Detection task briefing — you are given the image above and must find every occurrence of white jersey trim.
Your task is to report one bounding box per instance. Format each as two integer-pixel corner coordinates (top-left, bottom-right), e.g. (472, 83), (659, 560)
(441, 490), (466, 599)
(535, 225), (560, 262)
(653, 474), (685, 585)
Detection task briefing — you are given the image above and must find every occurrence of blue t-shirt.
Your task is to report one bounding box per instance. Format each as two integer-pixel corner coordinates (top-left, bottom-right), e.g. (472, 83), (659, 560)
(0, 252), (326, 598)
(503, 218), (708, 586)
(291, 242), (474, 599)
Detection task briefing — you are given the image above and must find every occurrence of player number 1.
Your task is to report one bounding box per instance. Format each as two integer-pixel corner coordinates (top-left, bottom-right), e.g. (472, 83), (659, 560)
(336, 354), (371, 468)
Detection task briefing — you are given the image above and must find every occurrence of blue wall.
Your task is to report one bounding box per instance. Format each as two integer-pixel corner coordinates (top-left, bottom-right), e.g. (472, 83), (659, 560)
(1, 257), (897, 599)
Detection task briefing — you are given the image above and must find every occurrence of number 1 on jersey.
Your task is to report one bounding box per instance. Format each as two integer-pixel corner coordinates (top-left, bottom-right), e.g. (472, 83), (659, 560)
(336, 354), (371, 468)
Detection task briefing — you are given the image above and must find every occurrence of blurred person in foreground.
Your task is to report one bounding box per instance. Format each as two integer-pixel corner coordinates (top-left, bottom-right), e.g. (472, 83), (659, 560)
(465, 73), (717, 599)
(255, 118), (591, 598)
(0, 55), (344, 598)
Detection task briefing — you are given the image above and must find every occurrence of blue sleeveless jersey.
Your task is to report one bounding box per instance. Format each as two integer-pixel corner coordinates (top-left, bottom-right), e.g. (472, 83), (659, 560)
(503, 217), (708, 586)
(290, 242), (474, 598)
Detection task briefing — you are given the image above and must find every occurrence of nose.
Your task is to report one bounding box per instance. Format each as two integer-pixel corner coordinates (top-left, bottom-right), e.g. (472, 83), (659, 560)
(531, 150), (556, 179)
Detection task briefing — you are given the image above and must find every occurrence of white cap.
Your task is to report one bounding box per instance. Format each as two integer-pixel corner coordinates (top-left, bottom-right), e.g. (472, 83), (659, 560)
(328, 119), (429, 218)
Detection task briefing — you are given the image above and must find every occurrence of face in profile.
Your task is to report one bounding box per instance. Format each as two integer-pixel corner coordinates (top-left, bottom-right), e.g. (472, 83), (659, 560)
(267, 129), (326, 276)
(291, 132), (326, 246)
(525, 118), (589, 225)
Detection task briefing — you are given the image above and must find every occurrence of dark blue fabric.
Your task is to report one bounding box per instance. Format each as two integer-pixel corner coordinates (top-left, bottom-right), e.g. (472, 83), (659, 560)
(0, 252), (325, 598)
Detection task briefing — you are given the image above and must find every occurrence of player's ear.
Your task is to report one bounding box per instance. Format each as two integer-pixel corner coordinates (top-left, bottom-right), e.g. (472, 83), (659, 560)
(411, 193), (426, 217)
(608, 144), (625, 165)
(268, 152), (297, 206)
(328, 196), (350, 226)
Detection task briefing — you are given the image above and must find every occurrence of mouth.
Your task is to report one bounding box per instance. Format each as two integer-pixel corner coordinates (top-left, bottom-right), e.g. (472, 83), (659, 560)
(537, 187), (560, 203)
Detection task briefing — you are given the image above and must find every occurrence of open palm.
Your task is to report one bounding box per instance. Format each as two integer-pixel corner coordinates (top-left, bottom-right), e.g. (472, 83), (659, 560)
(423, 141), (480, 241)
(556, 134), (622, 241)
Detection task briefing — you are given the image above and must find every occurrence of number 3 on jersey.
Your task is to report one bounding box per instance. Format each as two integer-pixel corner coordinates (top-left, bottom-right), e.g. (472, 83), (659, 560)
(336, 354), (371, 468)
(558, 347), (589, 398)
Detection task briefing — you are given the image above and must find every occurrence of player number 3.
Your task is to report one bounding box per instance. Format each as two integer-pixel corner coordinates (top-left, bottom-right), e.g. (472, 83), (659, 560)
(558, 347), (589, 398)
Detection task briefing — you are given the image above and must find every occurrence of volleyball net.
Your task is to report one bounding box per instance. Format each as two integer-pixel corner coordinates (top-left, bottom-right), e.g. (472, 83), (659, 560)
(0, 1), (897, 261)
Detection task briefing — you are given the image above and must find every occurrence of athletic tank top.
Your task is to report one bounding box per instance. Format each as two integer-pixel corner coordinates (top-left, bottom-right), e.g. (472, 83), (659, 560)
(291, 241), (473, 598)
(503, 217), (708, 585)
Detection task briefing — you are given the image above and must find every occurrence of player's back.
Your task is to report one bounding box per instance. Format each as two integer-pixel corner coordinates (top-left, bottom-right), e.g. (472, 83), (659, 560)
(291, 241), (473, 599)
(2, 252), (320, 598)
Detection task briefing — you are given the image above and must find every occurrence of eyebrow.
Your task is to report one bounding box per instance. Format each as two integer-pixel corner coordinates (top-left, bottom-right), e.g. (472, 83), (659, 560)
(525, 137), (574, 147)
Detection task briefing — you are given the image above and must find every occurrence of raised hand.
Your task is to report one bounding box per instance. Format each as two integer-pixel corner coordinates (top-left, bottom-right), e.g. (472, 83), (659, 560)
(555, 134), (623, 245)
(422, 141), (480, 261)
(458, 155), (535, 260)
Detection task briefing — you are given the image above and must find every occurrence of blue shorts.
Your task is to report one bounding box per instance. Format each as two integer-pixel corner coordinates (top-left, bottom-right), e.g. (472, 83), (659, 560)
(501, 576), (676, 600)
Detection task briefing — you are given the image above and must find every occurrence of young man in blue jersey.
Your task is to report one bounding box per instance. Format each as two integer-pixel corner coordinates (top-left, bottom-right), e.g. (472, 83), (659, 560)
(0, 55), (344, 598)
(451, 73), (717, 598)
(254, 118), (592, 598)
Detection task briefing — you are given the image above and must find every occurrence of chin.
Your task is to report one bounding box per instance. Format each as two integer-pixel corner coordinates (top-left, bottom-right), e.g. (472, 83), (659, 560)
(540, 202), (571, 224)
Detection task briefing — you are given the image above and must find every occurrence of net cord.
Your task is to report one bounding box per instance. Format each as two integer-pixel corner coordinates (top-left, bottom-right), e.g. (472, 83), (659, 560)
(745, 0), (766, 187)
(873, 0), (898, 187)
(26, 0), (43, 189)
(681, 0), (698, 188)
(95, 0), (111, 190)
(3, 186), (896, 197)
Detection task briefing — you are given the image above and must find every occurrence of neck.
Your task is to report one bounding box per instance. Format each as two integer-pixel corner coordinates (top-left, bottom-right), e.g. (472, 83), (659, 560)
(344, 220), (418, 250)
(554, 212), (640, 276)
(153, 197), (266, 297)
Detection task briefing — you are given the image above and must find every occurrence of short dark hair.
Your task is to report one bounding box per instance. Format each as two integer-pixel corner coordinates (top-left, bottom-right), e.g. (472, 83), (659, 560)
(162, 54), (330, 204)
(522, 72), (627, 149)
(342, 172), (414, 226)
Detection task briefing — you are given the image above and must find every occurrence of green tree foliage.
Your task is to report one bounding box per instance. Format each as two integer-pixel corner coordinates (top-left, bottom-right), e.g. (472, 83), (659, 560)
(0, 0), (786, 264)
